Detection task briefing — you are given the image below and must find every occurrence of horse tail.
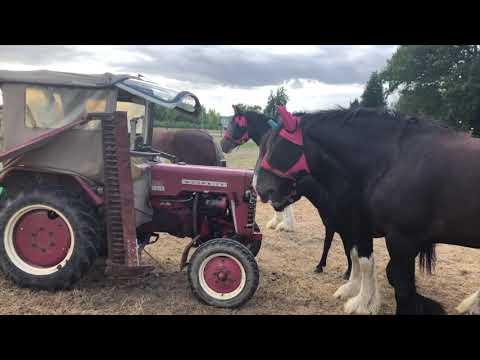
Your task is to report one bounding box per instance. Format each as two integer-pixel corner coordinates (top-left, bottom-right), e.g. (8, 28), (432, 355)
(418, 243), (436, 274)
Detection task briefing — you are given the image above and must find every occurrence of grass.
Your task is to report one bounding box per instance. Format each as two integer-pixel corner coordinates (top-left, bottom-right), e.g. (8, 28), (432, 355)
(208, 129), (259, 169)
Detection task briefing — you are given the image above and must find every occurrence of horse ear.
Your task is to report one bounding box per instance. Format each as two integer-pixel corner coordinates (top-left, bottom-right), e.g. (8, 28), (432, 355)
(276, 105), (297, 132)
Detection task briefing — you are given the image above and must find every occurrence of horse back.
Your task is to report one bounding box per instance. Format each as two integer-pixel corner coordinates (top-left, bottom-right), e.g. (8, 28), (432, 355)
(369, 131), (480, 245)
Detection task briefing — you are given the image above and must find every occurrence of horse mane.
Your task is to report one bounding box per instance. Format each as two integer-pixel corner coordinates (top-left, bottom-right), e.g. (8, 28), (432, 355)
(301, 106), (464, 136)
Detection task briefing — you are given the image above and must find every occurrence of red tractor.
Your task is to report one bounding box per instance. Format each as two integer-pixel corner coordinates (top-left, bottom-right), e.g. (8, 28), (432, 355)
(0, 70), (262, 308)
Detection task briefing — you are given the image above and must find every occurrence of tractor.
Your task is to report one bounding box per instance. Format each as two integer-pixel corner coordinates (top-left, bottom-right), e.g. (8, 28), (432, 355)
(0, 70), (262, 308)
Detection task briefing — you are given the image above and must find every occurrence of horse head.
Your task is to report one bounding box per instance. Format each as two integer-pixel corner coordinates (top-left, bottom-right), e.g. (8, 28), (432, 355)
(220, 105), (274, 154)
(254, 105), (310, 211)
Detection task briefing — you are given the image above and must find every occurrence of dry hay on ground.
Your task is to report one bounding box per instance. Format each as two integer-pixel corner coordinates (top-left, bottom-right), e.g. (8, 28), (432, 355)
(0, 198), (478, 315)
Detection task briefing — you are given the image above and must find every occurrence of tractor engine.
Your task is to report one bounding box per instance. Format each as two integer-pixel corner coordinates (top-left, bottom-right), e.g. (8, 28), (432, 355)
(139, 163), (259, 245)
(150, 193), (233, 239)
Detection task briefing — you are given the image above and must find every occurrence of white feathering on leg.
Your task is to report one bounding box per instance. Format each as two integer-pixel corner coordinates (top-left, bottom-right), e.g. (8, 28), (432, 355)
(456, 290), (480, 315)
(344, 253), (381, 315)
(267, 210), (283, 230)
(276, 205), (295, 232)
(334, 248), (361, 300)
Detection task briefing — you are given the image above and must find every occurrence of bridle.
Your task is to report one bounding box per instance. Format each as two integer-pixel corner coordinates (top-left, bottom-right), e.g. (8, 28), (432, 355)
(223, 115), (250, 145)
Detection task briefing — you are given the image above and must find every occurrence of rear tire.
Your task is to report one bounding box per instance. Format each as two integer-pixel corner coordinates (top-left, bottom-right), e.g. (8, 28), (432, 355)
(0, 188), (98, 290)
(188, 238), (259, 308)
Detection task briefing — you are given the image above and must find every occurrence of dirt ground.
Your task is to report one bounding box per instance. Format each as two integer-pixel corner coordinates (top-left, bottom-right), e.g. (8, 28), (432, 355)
(0, 138), (478, 315)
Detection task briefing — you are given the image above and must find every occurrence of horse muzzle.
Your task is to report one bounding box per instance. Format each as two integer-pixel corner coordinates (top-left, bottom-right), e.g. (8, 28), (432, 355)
(220, 137), (236, 154)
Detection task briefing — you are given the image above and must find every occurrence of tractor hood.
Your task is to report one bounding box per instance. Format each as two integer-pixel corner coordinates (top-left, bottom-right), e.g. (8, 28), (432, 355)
(149, 163), (254, 196)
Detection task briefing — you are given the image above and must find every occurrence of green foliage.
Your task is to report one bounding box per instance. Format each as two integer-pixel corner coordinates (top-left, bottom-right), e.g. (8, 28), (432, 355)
(263, 86), (289, 120)
(150, 104), (221, 130)
(234, 103), (263, 113)
(360, 72), (386, 108)
(381, 45), (480, 133)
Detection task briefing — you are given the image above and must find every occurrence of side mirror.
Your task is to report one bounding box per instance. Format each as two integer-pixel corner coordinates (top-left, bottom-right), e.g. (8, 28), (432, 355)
(173, 92), (202, 120)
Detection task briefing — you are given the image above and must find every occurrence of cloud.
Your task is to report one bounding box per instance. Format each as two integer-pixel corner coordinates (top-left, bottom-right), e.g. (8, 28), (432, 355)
(0, 45), (397, 87)
(106, 45), (397, 87)
(0, 45), (398, 114)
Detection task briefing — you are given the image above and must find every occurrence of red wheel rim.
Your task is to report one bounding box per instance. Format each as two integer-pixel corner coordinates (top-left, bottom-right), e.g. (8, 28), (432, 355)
(13, 209), (72, 268)
(203, 255), (243, 294)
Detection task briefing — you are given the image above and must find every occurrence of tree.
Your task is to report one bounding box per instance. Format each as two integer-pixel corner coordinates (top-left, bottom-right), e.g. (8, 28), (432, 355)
(360, 72), (386, 108)
(350, 98), (360, 108)
(263, 86), (289, 120)
(234, 103), (262, 113)
(381, 45), (480, 131)
(150, 103), (221, 130)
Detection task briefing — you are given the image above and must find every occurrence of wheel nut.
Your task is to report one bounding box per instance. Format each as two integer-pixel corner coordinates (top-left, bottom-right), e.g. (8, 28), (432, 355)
(217, 271), (227, 281)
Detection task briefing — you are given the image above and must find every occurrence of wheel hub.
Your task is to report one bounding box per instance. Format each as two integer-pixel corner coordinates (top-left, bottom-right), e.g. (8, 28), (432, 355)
(203, 256), (242, 294)
(13, 209), (71, 268)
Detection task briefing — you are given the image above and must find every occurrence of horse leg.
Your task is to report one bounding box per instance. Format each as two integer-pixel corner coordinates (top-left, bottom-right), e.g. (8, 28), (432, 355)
(276, 205), (295, 232)
(334, 247), (361, 300)
(385, 236), (445, 315)
(266, 210), (283, 230)
(457, 290), (480, 315)
(340, 233), (352, 280)
(344, 238), (381, 315)
(315, 225), (334, 273)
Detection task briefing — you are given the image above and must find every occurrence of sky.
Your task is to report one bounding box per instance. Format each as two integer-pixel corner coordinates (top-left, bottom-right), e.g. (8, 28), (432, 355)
(0, 45), (398, 115)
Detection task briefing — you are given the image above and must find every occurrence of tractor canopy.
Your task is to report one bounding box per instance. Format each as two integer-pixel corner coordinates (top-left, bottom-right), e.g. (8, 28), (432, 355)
(0, 69), (201, 183)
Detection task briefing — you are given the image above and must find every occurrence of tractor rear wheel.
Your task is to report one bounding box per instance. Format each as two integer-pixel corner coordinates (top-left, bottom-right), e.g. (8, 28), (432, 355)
(0, 188), (99, 290)
(188, 238), (259, 308)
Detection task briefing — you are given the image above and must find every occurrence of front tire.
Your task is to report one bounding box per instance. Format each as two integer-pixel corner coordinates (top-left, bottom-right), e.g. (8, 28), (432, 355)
(0, 189), (98, 290)
(188, 238), (259, 308)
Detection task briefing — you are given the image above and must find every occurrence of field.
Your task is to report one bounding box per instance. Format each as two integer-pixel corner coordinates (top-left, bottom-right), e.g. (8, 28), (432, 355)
(0, 135), (478, 315)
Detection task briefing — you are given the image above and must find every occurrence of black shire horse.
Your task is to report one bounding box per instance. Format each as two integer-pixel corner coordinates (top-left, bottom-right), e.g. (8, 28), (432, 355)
(255, 105), (480, 315)
(221, 105), (352, 278)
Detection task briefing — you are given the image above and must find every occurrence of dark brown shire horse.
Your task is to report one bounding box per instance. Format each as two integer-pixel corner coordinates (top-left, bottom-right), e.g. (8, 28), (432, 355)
(152, 128), (225, 166)
(255, 105), (480, 315)
(221, 106), (352, 278)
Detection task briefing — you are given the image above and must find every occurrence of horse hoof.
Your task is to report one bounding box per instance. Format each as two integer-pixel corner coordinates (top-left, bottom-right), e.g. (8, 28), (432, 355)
(456, 290), (480, 315)
(342, 272), (351, 280)
(315, 266), (324, 273)
(333, 280), (360, 300)
(276, 222), (294, 232)
(344, 291), (381, 315)
(266, 219), (280, 230)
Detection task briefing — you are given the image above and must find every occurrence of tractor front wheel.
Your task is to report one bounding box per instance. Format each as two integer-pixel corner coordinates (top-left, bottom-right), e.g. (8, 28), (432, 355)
(0, 189), (98, 290)
(188, 238), (259, 308)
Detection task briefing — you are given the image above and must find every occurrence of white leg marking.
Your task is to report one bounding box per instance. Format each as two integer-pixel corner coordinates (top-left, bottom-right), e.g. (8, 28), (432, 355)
(334, 248), (361, 300)
(252, 174), (258, 191)
(456, 290), (480, 315)
(267, 210), (283, 230)
(276, 205), (295, 232)
(344, 253), (381, 315)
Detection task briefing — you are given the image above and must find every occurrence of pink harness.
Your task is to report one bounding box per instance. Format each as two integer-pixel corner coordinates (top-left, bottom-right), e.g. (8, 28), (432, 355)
(223, 115), (250, 145)
(260, 106), (311, 180)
